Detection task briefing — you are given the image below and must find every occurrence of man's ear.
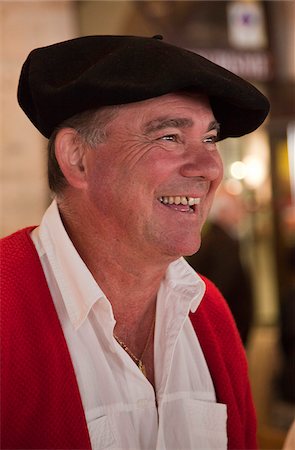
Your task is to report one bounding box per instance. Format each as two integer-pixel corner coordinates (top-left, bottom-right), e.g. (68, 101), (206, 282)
(55, 128), (88, 189)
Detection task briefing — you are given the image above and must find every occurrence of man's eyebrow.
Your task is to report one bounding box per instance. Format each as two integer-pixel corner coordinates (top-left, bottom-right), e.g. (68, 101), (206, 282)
(143, 117), (221, 136)
(144, 117), (194, 134)
(208, 120), (220, 135)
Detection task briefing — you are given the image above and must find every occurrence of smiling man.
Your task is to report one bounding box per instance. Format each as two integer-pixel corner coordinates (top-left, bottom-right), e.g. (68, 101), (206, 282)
(1, 35), (269, 450)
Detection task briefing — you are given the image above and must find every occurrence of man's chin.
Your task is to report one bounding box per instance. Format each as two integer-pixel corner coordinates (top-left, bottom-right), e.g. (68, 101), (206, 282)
(173, 241), (201, 259)
(153, 232), (202, 261)
(183, 248), (201, 258)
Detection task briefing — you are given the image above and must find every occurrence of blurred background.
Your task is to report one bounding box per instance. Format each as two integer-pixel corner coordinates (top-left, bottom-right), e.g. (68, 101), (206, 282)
(0, 1), (294, 448)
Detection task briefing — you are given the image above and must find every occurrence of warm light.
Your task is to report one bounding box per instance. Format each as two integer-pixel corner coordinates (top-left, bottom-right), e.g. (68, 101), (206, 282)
(229, 154), (267, 189)
(224, 178), (243, 195)
(243, 154), (267, 189)
(230, 161), (247, 180)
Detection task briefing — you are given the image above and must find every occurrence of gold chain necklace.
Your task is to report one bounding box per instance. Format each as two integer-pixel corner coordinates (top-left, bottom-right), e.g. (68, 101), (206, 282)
(114, 316), (155, 377)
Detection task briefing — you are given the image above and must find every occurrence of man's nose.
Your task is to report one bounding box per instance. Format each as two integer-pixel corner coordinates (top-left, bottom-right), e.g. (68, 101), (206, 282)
(179, 146), (223, 181)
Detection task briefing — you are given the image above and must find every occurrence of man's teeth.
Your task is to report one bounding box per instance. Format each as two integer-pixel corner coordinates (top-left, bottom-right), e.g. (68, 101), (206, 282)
(159, 196), (200, 206)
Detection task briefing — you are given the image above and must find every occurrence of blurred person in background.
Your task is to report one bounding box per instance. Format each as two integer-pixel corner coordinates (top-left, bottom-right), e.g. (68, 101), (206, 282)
(187, 187), (254, 345)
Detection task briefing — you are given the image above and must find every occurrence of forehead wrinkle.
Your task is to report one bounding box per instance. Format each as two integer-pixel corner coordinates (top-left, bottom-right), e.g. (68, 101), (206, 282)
(144, 117), (194, 134)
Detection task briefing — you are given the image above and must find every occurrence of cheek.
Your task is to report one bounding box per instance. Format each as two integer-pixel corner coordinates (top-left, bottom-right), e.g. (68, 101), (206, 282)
(86, 158), (119, 211)
(144, 151), (179, 185)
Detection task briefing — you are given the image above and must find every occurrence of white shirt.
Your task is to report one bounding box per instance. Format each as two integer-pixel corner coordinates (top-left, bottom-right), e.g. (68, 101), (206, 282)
(31, 200), (227, 450)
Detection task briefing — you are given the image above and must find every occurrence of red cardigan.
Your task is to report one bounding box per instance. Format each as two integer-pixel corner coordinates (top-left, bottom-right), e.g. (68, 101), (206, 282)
(1, 228), (257, 449)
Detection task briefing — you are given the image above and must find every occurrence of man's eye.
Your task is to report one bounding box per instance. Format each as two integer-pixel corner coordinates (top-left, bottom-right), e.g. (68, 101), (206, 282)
(203, 135), (218, 144)
(160, 134), (178, 142)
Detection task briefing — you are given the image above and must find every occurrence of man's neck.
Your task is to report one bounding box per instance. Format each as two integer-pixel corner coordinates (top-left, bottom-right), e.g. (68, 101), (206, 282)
(57, 196), (170, 327)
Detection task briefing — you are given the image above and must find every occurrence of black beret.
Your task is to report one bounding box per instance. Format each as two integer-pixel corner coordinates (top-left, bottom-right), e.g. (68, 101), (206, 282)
(17, 34), (270, 140)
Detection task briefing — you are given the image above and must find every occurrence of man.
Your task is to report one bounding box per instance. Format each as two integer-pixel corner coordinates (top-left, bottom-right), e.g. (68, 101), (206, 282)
(1, 35), (269, 449)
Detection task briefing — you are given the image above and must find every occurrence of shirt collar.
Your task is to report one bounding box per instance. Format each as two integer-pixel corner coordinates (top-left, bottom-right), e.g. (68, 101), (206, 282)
(161, 257), (205, 314)
(37, 200), (205, 330)
(38, 199), (106, 330)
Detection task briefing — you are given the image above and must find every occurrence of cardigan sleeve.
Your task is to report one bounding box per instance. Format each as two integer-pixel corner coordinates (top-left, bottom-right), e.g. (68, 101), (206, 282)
(190, 275), (257, 450)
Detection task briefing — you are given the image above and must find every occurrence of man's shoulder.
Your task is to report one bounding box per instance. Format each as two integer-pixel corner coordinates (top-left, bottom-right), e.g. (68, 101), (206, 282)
(190, 273), (248, 387)
(190, 273), (243, 348)
(1, 226), (37, 258)
(197, 274), (233, 316)
(0, 226), (42, 294)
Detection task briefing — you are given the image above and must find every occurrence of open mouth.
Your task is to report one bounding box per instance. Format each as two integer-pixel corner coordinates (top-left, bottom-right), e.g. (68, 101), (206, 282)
(158, 196), (200, 213)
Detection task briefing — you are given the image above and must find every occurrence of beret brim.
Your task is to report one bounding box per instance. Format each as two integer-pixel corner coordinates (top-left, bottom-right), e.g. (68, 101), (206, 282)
(17, 35), (270, 140)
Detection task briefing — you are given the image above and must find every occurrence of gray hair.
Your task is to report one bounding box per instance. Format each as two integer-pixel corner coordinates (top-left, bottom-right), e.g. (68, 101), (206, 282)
(47, 106), (119, 194)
